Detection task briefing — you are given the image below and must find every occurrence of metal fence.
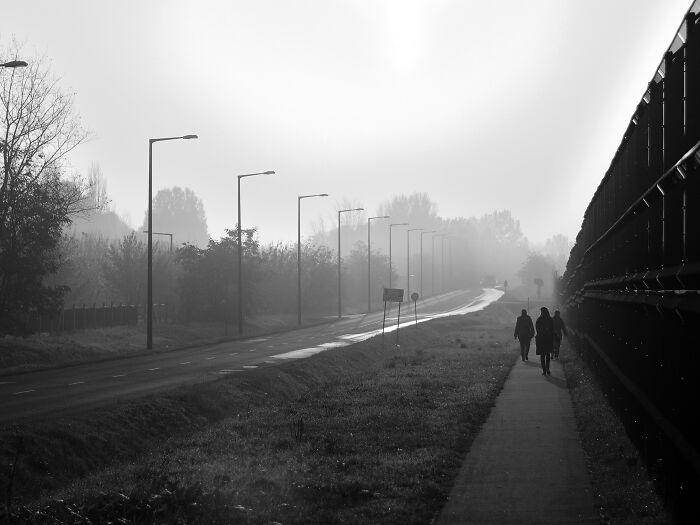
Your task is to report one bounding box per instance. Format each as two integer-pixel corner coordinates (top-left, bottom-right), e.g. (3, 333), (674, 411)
(562, 2), (700, 520)
(26, 304), (139, 333)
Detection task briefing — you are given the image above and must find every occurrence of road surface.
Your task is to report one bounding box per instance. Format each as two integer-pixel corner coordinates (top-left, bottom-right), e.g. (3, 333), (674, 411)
(0, 288), (502, 424)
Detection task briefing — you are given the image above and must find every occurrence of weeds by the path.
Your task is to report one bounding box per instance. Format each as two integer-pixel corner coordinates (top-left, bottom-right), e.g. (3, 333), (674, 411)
(561, 341), (672, 525)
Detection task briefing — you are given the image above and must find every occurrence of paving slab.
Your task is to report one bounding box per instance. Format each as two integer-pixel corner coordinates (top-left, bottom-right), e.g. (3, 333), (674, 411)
(436, 351), (599, 524)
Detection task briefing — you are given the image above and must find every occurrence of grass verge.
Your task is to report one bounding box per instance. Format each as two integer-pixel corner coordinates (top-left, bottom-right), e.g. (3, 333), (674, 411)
(1, 304), (518, 524)
(560, 341), (672, 524)
(0, 314), (331, 375)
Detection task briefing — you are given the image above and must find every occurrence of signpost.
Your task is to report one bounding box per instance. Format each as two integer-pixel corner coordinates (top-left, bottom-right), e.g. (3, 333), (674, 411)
(382, 287), (404, 346)
(411, 292), (419, 326)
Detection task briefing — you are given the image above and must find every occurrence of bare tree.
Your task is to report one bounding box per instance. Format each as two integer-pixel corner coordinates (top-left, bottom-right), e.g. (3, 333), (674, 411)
(0, 43), (89, 333)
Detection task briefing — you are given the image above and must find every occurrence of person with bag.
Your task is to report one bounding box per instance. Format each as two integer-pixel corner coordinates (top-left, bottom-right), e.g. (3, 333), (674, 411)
(513, 309), (535, 361)
(535, 307), (554, 375)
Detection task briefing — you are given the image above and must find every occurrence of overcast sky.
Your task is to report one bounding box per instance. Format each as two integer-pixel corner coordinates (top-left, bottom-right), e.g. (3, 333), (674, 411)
(1, 1), (692, 246)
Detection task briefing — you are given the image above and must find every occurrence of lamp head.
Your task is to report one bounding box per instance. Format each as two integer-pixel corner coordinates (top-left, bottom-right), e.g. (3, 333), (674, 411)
(182, 134), (198, 139)
(264, 170), (275, 175)
(1, 60), (28, 68)
(320, 193), (329, 197)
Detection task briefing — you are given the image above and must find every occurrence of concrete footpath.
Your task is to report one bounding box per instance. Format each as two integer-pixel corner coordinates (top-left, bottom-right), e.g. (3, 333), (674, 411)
(436, 350), (599, 524)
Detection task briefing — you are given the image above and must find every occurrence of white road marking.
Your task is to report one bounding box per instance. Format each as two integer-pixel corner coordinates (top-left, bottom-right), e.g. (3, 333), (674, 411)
(68, 381), (85, 386)
(246, 337), (269, 343)
(0, 381), (15, 385)
(148, 368), (160, 371)
(219, 369), (241, 372)
(13, 390), (35, 395)
(266, 345), (274, 348)
(206, 356), (217, 360)
(112, 374), (126, 378)
(242, 365), (258, 369)
(249, 349), (257, 352)
(179, 362), (191, 365)
(229, 352), (238, 356)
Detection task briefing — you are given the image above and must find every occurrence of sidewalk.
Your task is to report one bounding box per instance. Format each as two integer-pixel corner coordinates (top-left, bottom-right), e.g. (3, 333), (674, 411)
(436, 350), (599, 524)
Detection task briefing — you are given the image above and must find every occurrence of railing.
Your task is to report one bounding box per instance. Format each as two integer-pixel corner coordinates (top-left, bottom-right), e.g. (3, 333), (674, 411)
(562, 2), (700, 520)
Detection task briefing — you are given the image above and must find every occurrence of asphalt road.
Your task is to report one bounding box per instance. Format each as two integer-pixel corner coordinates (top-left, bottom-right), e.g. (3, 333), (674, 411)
(0, 288), (502, 424)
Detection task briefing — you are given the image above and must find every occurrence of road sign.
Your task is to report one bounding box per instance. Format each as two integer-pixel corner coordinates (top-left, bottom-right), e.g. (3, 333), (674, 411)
(383, 288), (404, 303)
(411, 292), (419, 302)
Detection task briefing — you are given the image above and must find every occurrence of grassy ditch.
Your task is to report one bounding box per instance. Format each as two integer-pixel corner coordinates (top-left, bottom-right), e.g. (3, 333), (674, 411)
(2, 303), (518, 524)
(0, 314), (331, 375)
(560, 341), (672, 525)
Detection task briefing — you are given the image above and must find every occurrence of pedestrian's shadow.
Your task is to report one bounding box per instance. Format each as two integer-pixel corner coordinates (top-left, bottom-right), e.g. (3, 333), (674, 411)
(524, 360), (539, 368)
(546, 375), (568, 389)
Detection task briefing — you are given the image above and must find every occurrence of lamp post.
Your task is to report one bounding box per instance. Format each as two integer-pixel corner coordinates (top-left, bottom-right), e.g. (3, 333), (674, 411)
(237, 170), (275, 337)
(389, 223), (408, 289)
(406, 228), (422, 296)
(420, 230), (436, 298)
(298, 193), (328, 325)
(367, 215), (390, 313)
(337, 207), (364, 318)
(147, 134), (198, 350)
(142, 231), (173, 253)
(432, 233), (444, 297)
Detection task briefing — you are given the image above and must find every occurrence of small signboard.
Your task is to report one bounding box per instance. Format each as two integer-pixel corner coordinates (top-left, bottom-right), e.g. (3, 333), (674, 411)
(383, 288), (404, 303)
(410, 292), (419, 302)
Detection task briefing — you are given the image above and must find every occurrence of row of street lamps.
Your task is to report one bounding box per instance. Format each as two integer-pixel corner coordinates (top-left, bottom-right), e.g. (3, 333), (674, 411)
(1, 59), (455, 348)
(145, 138), (452, 348)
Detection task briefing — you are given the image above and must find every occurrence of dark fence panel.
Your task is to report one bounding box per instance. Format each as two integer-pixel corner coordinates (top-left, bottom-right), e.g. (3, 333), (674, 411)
(562, 4), (700, 522)
(25, 304), (140, 334)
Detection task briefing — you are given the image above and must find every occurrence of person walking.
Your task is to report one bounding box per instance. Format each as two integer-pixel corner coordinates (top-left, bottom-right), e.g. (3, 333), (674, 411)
(513, 309), (535, 361)
(552, 310), (567, 360)
(535, 307), (554, 375)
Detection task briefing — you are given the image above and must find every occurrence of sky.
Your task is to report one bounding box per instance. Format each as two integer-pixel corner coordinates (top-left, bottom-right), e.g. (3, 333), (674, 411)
(1, 0), (693, 246)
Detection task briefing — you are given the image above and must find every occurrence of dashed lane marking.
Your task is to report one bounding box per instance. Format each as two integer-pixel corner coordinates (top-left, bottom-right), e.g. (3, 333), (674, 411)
(13, 390), (35, 395)
(249, 349), (257, 352)
(179, 362), (191, 365)
(0, 381), (15, 385)
(229, 352), (238, 356)
(68, 381), (85, 386)
(242, 365), (258, 369)
(148, 368), (160, 371)
(111, 374), (126, 378)
(206, 356), (217, 360)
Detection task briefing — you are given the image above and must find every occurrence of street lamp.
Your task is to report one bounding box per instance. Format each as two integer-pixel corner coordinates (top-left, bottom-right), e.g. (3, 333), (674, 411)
(142, 231), (173, 253)
(389, 223), (408, 289)
(406, 228), (422, 296)
(432, 233), (445, 296)
(147, 134), (198, 349)
(338, 207), (364, 318)
(367, 215), (390, 313)
(420, 230), (436, 298)
(0, 60), (28, 68)
(237, 170), (275, 337)
(298, 193), (328, 325)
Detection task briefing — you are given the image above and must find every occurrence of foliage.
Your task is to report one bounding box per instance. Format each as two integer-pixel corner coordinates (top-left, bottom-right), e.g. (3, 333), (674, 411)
(0, 44), (89, 334)
(517, 252), (557, 298)
(142, 186), (209, 248)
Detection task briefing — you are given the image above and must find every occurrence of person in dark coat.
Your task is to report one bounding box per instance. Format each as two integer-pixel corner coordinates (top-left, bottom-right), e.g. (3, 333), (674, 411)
(513, 309), (535, 361)
(535, 307), (554, 375)
(552, 310), (567, 360)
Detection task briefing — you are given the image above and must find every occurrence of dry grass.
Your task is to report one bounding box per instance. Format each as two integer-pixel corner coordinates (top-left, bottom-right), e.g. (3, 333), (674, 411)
(2, 306), (518, 523)
(560, 342), (673, 525)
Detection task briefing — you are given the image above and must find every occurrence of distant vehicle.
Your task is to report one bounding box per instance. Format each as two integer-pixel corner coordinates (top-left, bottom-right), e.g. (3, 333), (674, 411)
(481, 275), (496, 287)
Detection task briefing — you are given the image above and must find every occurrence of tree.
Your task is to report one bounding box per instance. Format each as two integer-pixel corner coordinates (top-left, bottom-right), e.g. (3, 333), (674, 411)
(0, 45), (89, 333)
(141, 186), (209, 248)
(518, 252), (556, 298)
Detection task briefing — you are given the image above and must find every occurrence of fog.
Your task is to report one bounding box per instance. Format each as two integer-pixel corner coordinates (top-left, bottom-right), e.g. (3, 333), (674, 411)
(1, 0), (691, 250)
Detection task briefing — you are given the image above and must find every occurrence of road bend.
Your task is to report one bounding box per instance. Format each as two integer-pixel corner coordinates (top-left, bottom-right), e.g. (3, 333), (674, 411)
(0, 288), (502, 424)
